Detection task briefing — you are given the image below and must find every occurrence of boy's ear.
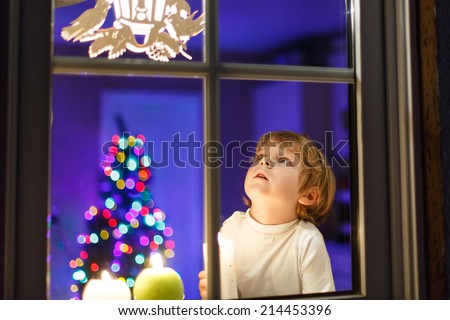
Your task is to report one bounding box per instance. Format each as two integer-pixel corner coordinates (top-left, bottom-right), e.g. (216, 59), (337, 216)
(298, 187), (320, 206)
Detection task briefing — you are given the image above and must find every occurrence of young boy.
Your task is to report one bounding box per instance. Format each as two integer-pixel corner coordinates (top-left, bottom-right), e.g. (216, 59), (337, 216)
(199, 130), (336, 299)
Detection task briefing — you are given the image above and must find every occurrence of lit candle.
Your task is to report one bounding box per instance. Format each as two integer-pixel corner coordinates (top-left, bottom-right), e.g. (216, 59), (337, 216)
(82, 270), (132, 300)
(133, 252), (184, 300)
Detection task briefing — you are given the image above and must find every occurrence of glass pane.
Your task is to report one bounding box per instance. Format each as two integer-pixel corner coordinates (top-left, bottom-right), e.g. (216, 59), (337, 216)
(49, 75), (204, 300)
(220, 79), (353, 298)
(219, 0), (350, 67)
(53, 0), (205, 62)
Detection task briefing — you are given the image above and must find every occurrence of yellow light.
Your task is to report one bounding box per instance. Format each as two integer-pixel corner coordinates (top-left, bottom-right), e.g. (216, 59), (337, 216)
(76, 258), (84, 267)
(100, 229), (109, 240)
(117, 152), (126, 163)
(116, 179), (125, 190)
(164, 249), (175, 259)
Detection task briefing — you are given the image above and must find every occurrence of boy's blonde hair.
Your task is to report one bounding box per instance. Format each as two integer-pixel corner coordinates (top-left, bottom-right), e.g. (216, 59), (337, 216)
(244, 130), (336, 225)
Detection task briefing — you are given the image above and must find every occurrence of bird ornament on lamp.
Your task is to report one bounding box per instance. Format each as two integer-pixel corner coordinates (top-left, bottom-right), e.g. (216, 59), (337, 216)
(61, 0), (205, 61)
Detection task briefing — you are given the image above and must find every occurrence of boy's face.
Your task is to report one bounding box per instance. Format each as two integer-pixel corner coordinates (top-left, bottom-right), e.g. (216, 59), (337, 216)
(244, 141), (302, 209)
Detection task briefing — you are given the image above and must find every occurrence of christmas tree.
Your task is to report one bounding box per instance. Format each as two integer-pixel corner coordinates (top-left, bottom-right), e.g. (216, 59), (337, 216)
(68, 133), (175, 299)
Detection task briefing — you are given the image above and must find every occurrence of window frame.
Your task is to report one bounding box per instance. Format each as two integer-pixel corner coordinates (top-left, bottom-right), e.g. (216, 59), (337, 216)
(2, 0), (425, 299)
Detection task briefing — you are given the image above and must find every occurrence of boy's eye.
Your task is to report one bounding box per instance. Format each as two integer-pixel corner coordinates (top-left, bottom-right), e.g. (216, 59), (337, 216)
(278, 158), (293, 166)
(253, 154), (264, 162)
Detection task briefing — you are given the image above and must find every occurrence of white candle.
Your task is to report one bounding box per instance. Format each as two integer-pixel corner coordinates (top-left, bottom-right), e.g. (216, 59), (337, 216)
(203, 233), (238, 299)
(82, 270), (132, 300)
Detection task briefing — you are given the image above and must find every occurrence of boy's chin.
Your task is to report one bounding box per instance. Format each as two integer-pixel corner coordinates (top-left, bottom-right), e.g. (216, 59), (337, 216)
(244, 187), (270, 201)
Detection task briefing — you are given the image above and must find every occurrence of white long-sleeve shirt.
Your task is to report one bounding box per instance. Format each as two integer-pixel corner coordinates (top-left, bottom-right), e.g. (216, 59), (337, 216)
(220, 209), (335, 299)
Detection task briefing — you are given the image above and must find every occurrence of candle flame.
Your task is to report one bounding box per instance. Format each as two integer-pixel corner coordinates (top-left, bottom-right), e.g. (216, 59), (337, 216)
(150, 252), (163, 269)
(101, 270), (112, 280)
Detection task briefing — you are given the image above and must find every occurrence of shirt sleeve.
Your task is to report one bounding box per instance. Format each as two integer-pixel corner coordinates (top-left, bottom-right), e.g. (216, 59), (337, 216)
(298, 229), (336, 294)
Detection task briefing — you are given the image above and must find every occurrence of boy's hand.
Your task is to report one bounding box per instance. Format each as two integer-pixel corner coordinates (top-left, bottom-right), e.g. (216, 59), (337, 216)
(198, 270), (207, 300)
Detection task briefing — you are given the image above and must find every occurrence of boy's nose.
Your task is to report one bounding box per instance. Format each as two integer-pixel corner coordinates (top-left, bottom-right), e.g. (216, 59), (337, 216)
(260, 159), (272, 167)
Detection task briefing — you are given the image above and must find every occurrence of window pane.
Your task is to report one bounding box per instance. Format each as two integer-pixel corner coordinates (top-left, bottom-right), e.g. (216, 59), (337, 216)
(220, 79), (353, 297)
(53, 0), (205, 62)
(219, 0), (350, 67)
(49, 75), (204, 300)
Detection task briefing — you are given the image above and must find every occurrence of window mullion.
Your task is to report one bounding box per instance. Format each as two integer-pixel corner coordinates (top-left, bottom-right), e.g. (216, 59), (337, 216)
(217, 63), (354, 83)
(204, 0), (221, 300)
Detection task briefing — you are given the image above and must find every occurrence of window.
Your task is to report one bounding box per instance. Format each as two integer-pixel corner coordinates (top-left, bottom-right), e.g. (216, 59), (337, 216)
(3, 0), (422, 299)
(49, 0), (354, 300)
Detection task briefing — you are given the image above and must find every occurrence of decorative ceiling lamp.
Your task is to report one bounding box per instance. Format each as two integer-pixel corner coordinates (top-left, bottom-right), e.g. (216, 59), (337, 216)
(61, 0), (205, 61)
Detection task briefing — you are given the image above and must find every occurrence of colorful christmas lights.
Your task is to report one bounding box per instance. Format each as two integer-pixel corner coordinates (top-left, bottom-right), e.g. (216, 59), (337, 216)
(69, 133), (175, 299)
